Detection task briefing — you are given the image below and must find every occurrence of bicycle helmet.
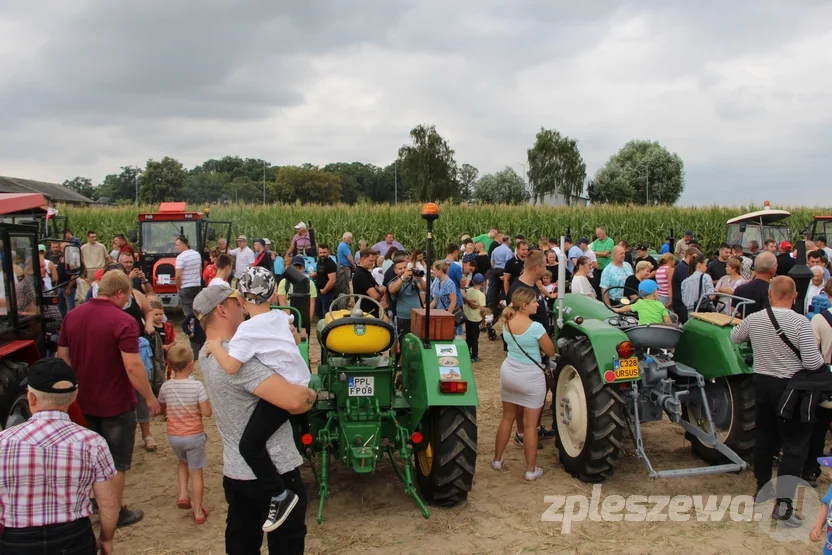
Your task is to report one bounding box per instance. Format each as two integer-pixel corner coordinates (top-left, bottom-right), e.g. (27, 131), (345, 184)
(237, 266), (275, 304)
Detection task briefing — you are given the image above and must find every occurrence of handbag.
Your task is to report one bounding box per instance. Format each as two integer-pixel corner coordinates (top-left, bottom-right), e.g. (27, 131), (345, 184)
(505, 321), (554, 380)
(766, 307), (826, 373)
(695, 273), (718, 313)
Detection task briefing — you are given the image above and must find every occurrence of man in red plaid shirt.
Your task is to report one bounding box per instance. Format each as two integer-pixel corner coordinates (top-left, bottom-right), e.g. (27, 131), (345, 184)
(0, 359), (120, 554)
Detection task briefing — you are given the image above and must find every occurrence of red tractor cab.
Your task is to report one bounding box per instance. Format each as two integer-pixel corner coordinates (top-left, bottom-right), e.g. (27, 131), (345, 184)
(128, 203), (231, 310)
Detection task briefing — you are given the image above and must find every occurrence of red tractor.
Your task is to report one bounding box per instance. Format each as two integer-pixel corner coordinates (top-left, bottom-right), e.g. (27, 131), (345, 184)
(1, 194), (83, 429)
(128, 203), (232, 310)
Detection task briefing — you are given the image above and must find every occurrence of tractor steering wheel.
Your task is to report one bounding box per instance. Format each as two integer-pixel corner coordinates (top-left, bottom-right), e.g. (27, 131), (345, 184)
(601, 285), (641, 312)
(327, 294), (385, 318)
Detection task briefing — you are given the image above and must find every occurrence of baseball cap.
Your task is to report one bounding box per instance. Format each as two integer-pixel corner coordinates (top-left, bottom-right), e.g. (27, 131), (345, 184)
(291, 255), (305, 266)
(193, 285), (239, 320)
(38, 244), (47, 253)
(819, 457), (832, 467)
(780, 241), (793, 250)
(462, 253), (477, 264)
(236, 235), (247, 241)
(636, 244), (648, 251)
(685, 230), (693, 236)
(577, 237), (588, 245)
(28, 358), (78, 393)
(295, 222), (307, 230)
(254, 238), (265, 248)
(263, 238), (272, 246)
(472, 273), (485, 284)
(638, 279), (659, 297)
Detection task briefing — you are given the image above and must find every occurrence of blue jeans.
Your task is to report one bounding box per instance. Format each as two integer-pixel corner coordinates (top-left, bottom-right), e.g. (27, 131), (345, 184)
(58, 286), (76, 317)
(316, 292), (334, 320)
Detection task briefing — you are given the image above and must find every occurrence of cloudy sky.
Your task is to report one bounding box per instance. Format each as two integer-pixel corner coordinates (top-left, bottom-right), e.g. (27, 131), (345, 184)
(1, 0), (830, 205)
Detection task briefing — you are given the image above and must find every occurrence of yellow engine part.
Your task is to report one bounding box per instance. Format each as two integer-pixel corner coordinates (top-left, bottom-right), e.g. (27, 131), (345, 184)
(322, 309), (394, 355)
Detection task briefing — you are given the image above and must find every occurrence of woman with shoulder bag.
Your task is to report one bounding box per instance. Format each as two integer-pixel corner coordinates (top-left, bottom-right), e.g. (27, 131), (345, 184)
(491, 287), (555, 481)
(430, 261), (457, 313)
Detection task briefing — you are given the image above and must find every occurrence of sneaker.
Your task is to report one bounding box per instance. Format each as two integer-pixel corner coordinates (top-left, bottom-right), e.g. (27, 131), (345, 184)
(514, 433), (543, 450)
(117, 506), (144, 528)
(754, 483), (776, 503)
(537, 427), (556, 440)
(525, 467), (544, 481)
(771, 501), (803, 528)
(263, 490), (299, 532)
(491, 458), (504, 470)
(471, 356), (481, 363)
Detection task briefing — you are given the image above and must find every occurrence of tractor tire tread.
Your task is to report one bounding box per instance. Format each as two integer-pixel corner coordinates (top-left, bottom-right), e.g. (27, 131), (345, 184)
(416, 406), (477, 507)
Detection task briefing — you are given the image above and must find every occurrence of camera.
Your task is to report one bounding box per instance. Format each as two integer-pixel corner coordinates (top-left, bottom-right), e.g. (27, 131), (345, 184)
(412, 268), (425, 278)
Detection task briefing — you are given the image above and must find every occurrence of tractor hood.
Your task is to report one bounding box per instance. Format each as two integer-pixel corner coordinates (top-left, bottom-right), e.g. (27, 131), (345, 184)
(554, 293), (616, 324)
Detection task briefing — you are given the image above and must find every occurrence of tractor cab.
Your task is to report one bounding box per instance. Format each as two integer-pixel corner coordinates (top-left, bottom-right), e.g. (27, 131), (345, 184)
(804, 216), (832, 242)
(129, 203), (231, 309)
(0, 193), (68, 243)
(726, 201), (791, 254)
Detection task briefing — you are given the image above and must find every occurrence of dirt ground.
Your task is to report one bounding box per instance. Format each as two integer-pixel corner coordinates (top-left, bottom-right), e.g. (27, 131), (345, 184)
(110, 319), (822, 554)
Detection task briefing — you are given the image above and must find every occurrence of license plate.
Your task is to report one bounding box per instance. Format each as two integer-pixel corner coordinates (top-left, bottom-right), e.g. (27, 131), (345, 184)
(613, 358), (640, 380)
(348, 376), (374, 396)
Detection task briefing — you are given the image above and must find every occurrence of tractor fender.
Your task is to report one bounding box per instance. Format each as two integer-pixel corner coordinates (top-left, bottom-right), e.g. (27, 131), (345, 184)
(401, 335), (478, 431)
(558, 320), (632, 380)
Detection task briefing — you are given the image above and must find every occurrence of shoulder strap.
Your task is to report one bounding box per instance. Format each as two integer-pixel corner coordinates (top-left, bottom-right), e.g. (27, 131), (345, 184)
(766, 306), (801, 359)
(821, 309), (832, 329)
(505, 321), (546, 371)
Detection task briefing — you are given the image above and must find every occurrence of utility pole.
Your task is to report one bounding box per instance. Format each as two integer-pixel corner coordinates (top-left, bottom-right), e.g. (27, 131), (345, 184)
(394, 162), (398, 205)
(516, 162), (527, 203)
(134, 164), (139, 205)
(263, 161), (266, 205)
(644, 165), (649, 205)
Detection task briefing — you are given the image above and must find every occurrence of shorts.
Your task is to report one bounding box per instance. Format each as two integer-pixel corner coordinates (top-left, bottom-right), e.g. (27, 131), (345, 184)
(168, 433), (208, 469)
(135, 393), (151, 424)
(83, 410), (136, 472)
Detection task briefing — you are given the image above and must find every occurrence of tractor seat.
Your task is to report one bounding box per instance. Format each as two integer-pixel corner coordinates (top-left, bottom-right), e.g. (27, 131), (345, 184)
(625, 325), (683, 351)
(318, 309), (395, 355)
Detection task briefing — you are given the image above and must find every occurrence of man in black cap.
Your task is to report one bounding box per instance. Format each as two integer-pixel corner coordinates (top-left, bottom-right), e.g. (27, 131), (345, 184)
(634, 245), (657, 279)
(0, 359), (120, 554)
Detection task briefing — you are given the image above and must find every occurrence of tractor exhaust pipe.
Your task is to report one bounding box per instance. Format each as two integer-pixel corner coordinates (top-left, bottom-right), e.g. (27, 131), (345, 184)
(557, 235), (566, 330)
(420, 203), (440, 348)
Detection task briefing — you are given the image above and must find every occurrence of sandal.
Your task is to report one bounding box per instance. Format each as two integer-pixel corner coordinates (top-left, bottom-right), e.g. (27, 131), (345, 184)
(193, 507), (209, 525)
(143, 436), (157, 452)
(177, 499), (192, 510)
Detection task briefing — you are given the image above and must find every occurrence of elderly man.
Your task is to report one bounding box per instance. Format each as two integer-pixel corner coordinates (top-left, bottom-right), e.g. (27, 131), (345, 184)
(591, 227), (614, 270)
(229, 235), (256, 286)
(600, 246), (634, 305)
(730, 277), (824, 527)
(289, 222), (313, 257)
(0, 359), (120, 554)
(733, 251), (778, 316)
(195, 285), (315, 554)
(58, 271), (159, 527)
(218, 237), (229, 254)
(175, 236), (203, 316)
(337, 232), (356, 283)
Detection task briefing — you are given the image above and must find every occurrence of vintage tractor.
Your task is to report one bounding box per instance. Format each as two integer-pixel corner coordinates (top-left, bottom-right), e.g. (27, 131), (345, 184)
(804, 216), (832, 243)
(128, 203), (232, 310)
(296, 204), (479, 523)
(550, 238), (754, 482)
(726, 201), (791, 254)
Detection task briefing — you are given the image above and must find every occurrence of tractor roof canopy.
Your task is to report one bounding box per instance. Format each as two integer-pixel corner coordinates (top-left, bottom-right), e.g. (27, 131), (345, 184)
(726, 207), (791, 226)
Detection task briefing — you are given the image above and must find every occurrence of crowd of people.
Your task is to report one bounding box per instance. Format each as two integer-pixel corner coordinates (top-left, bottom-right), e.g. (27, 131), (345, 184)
(4, 220), (832, 553)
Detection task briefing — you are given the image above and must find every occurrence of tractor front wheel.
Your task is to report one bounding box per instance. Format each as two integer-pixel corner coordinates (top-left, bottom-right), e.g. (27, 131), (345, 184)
(554, 337), (625, 483)
(682, 374), (754, 464)
(0, 360), (31, 431)
(415, 406), (477, 506)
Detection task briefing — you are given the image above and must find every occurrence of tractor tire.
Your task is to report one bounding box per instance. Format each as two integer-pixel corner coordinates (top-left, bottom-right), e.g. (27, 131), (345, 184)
(682, 374), (754, 465)
(553, 337), (625, 483)
(415, 406), (477, 506)
(0, 360), (31, 431)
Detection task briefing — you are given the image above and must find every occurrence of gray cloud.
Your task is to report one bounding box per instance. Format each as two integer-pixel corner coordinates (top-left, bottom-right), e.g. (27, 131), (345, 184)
(0, 0), (830, 205)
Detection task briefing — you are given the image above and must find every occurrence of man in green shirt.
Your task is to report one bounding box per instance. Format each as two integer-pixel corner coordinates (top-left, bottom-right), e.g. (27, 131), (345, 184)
(592, 226), (615, 270)
(473, 229), (497, 253)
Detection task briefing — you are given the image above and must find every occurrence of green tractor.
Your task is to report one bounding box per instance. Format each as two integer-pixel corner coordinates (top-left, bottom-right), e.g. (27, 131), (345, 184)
(296, 204), (479, 523)
(550, 239), (755, 481)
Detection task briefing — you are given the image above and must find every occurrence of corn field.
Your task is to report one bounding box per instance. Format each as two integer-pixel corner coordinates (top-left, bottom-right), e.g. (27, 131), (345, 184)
(58, 202), (831, 254)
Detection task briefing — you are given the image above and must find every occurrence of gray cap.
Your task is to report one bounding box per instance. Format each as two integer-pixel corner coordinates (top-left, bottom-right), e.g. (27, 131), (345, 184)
(193, 285), (238, 320)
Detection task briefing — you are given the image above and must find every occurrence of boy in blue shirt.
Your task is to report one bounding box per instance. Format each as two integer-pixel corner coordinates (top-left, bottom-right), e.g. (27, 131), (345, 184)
(811, 456), (832, 552)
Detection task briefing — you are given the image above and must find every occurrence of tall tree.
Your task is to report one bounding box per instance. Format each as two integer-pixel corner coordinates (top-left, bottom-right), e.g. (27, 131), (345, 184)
(591, 140), (685, 205)
(526, 128), (586, 205)
(473, 166), (530, 205)
(96, 166), (143, 203)
(457, 164), (479, 202)
(397, 124), (459, 201)
(62, 177), (97, 200)
(138, 157), (187, 204)
(270, 165), (342, 204)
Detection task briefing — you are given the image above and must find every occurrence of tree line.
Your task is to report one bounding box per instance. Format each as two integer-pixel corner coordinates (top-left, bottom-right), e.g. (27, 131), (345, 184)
(63, 125), (685, 206)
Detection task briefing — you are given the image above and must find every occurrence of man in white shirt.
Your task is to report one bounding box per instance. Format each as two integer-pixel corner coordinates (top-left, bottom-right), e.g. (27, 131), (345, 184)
(229, 235), (255, 285)
(175, 236), (203, 316)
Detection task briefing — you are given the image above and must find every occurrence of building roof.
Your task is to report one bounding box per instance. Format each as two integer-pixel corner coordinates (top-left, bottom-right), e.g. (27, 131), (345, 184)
(0, 175), (94, 205)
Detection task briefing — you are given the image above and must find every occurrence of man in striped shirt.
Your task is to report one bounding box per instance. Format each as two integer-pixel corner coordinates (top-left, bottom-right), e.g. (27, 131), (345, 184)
(0, 359), (120, 554)
(730, 276), (825, 527)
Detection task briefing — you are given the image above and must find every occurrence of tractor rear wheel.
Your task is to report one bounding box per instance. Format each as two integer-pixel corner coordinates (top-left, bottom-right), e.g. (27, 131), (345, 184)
(0, 360), (31, 431)
(682, 374), (754, 464)
(554, 337), (625, 483)
(415, 406), (477, 506)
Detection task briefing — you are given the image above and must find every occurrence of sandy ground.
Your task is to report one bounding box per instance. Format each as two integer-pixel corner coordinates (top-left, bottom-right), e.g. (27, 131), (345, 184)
(109, 319), (824, 554)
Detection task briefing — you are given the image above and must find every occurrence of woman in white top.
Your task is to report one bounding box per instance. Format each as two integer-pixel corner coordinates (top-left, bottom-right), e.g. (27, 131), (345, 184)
(714, 257), (747, 315)
(569, 256), (596, 299)
(38, 245), (58, 291)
